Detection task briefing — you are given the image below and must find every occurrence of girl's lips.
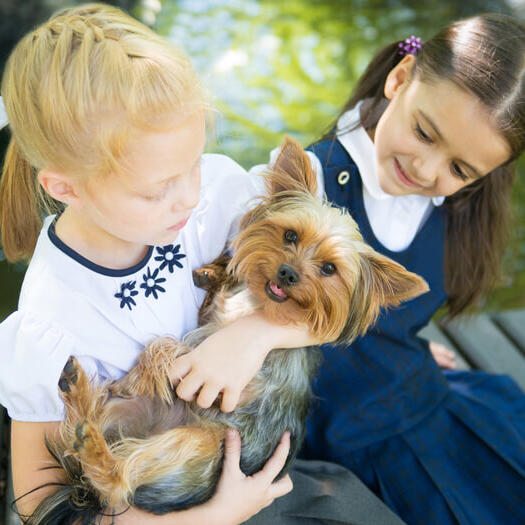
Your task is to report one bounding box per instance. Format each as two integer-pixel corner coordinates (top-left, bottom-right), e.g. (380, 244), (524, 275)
(394, 159), (422, 188)
(167, 217), (190, 231)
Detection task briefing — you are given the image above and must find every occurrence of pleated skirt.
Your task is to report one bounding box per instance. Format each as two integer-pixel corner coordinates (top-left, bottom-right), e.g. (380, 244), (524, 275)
(340, 371), (525, 525)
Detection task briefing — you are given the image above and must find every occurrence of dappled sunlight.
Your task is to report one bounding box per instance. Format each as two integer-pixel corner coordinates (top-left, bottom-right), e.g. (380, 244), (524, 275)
(0, 0), (523, 315)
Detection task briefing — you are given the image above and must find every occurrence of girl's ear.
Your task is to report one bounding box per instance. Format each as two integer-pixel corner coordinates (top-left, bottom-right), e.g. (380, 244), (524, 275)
(37, 170), (80, 206)
(384, 54), (415, 100)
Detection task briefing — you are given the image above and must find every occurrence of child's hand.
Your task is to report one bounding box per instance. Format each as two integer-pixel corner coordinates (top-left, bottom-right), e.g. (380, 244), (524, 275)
(429, 340), (456, 369)
(202, 429), (293, 525)
(170, 315), (269, 412)
(171, 313), (318, 412)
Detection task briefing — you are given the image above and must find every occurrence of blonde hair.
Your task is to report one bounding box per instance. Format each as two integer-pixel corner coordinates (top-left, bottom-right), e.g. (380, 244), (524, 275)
(0, 3), (208, 262)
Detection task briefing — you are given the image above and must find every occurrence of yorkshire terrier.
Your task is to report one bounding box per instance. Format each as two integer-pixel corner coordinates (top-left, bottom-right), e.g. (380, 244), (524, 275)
(29, 137), (428, 523)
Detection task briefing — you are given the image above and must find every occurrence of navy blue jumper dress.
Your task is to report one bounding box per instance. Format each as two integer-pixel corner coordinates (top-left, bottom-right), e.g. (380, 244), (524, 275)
(301, 139), (525, 525)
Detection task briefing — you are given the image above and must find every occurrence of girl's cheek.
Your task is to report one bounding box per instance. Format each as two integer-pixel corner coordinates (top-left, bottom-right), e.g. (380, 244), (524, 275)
(438, 179), (461, 197)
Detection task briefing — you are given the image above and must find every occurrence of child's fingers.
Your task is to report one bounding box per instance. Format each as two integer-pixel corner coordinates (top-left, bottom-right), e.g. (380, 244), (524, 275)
(196, 382), (222, 408)
(255, 431), (291, 483)
(169, 357), (191, 386)
(430, 342), (456, 369)
(429, 341), (456, 368)
(221, 387), (241, 413)
(430, 341), (453, 355)
(437, 345), (454, 360)
(441, 356), (456, 370)
(221, 428), (242, 475)
(175, 373), (203, 401)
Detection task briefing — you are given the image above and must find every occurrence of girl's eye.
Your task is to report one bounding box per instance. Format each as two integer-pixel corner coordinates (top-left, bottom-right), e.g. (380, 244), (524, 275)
(415, 124), (433, 143)
(451, 162), (468, 181)
(143, 190), (167, 201)
(320, 262), (336, 276)
(284, 229), (298, 244)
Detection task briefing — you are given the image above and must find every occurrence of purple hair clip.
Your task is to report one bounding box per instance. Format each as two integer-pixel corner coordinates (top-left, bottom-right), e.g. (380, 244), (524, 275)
(398, 35), (422, 56)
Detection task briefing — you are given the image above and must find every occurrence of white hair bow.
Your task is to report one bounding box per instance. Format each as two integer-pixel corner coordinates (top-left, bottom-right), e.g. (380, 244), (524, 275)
(0, 96), (8, 129)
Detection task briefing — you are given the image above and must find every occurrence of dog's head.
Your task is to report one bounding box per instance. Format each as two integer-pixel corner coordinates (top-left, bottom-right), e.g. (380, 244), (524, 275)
(229, 136), (428, 345)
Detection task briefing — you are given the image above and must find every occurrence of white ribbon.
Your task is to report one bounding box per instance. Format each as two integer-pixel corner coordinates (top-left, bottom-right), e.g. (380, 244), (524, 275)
(0, 96), (8, 129)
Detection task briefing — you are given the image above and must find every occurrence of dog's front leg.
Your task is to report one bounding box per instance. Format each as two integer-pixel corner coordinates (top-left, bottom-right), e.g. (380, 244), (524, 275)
(110, 337), (191, 405)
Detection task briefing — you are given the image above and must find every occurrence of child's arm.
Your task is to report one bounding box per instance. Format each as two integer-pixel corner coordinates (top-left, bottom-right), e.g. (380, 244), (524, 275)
(11, 421), (292, 525)
(171, 312), (318, 412)
(11, 420), (65, 518)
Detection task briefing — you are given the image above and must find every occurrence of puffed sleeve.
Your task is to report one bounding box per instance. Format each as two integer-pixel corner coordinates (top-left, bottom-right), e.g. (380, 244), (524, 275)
(192, 154), (265, 264)
(0, 311), (98, 422)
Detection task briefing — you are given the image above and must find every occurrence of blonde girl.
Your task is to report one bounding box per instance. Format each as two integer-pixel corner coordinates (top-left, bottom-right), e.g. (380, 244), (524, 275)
(0, 3), (324, 523)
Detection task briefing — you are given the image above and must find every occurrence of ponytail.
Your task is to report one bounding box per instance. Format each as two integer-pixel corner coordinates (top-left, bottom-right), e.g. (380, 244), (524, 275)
(0, 139), (41, 261)
(0, 138), (60, 262)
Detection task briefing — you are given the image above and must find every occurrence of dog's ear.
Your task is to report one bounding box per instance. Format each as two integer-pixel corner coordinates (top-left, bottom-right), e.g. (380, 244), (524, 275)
(266, 136), (318, 197)
(336, 251), (429, 345)
(362, 251), (429, 307)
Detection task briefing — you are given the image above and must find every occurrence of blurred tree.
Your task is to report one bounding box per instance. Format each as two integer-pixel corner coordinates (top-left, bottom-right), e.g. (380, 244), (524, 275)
(154, 0), (524, 310)
(0, 0), (523, 316)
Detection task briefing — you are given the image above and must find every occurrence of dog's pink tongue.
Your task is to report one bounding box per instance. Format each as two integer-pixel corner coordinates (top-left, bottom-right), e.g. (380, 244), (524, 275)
(269, 281), (287, 298)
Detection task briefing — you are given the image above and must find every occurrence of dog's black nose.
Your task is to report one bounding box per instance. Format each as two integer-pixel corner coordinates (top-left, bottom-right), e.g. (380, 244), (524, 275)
(278, 264), (300, 286)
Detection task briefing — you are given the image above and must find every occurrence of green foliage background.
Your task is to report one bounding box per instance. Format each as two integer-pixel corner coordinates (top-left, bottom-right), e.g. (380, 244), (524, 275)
(0, 0), (524, 320)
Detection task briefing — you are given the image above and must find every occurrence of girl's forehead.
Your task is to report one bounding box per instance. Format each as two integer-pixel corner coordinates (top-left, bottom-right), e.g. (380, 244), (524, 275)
(117, 112), (206, 186)
(406, 79), (511, 172)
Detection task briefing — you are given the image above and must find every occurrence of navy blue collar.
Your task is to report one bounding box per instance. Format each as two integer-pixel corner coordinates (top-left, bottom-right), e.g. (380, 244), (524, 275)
(48, 219), (153, 277)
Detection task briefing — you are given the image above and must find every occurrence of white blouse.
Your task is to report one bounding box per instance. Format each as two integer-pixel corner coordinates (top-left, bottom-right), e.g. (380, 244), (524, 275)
(0, 154), (264, 421)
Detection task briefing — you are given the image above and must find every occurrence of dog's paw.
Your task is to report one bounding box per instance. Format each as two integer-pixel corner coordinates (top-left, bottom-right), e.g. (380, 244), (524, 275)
(192, 268), (217, 289)
(59, 357), (79, 393)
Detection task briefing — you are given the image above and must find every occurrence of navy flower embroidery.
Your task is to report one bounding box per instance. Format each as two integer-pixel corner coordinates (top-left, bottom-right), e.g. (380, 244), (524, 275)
(155, 244), (186, 273)
(115, 281), (139, 310)
(140, 267), (166, 299)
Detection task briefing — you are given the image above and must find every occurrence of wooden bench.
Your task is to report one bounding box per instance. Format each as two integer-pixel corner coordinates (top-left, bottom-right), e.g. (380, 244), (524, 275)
(2, 309), (525, 524)
(419, 309), (525, 390)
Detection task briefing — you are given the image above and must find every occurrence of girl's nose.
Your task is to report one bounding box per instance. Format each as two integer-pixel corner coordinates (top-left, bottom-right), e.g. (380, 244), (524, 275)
(413, 155), (441, 186)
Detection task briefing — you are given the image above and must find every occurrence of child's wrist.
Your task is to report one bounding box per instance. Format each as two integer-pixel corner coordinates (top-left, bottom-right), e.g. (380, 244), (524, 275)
(245, 312), (312, 350)
(197, 500), (239, 525)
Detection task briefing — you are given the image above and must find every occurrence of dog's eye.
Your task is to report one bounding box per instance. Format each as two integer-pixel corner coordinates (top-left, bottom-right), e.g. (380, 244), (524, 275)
(320, 263), (336, 276)
(284, 230), (298, 244)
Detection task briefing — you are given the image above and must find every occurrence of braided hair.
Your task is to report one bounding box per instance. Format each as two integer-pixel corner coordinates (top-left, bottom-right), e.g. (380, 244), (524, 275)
(0, 3), (209, 261)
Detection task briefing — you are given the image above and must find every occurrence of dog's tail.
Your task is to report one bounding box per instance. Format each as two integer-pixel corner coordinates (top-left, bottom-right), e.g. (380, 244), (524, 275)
(18, 486), (105, 525)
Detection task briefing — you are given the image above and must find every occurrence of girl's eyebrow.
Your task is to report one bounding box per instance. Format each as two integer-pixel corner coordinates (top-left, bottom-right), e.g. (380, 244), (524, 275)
(418, 110), (483, 179)
(157, 156), (202, 185)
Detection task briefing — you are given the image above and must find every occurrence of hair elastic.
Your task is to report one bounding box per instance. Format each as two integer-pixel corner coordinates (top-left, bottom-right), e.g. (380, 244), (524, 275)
(398, 35), (422, 56)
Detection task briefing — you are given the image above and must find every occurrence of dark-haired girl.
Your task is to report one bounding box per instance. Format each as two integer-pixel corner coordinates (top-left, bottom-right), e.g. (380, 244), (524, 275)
(254, 13), (525, 525)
